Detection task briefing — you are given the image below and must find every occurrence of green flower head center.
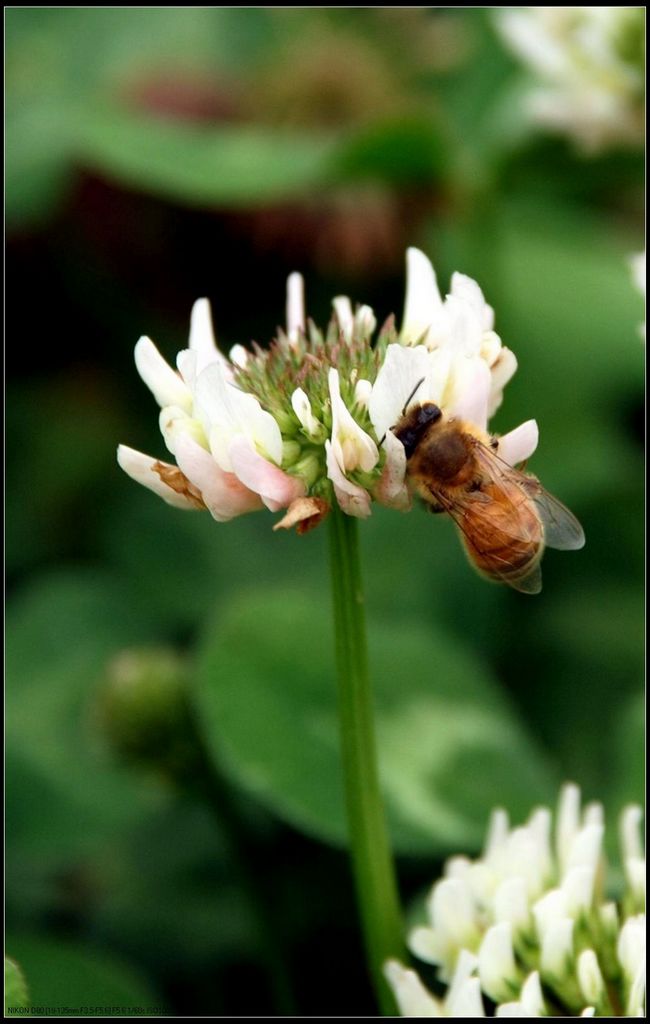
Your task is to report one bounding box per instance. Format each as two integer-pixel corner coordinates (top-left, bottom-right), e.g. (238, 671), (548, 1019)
(232, 312), (397, 482)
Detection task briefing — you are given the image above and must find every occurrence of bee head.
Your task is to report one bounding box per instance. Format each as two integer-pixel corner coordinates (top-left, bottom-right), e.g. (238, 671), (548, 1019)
(392, 402), (442, 459)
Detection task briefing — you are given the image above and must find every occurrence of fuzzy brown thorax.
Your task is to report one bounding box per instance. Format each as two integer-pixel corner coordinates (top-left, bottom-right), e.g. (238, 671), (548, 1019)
(392, 405), (489, 489)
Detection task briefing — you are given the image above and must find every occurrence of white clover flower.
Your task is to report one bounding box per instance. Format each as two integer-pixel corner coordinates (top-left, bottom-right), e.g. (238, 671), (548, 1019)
(386, 784), (646, 1018)
(630, 251), (645, 339)
(118, 249), (537, 531)
(386, 951), (485, 1018)
(497, 7), (645, 151)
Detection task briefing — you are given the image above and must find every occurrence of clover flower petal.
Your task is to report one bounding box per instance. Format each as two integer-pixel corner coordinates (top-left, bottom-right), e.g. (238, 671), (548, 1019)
(173, 434), (263, 521)
(325, 440), (372, 519)
(117, 444), (203, 510)
(374, 430), (411, 512)
(386, 784), (646, 1019)
(577, 949), (606, 1010)
(228, 435), (306, 512)
(291, 388), (324, 440)
(328, 367), (379, 475)
(188, 297), (228, 376)
(496, 420), (539, 467)
(134, 336), (193, 410)
(286, 271), (305, 345)
(496, 970), (546, 1017)
(384, 960), (445, 1017)
(478, 923), (520, 1003)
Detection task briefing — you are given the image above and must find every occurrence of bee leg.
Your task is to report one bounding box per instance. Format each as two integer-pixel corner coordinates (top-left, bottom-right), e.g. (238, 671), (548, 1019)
(423, 499), (445, 514)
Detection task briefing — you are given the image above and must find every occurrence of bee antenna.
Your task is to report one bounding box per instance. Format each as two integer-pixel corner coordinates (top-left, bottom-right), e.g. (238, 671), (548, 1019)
(402, 377), (425, 416)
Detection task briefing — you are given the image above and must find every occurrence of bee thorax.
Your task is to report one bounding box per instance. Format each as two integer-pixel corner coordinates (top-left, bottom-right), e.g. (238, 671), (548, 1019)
(416, 431), (473, 485)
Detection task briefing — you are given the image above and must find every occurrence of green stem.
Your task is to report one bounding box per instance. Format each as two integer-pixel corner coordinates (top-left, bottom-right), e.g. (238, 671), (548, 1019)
(328, 503), (405, 1015)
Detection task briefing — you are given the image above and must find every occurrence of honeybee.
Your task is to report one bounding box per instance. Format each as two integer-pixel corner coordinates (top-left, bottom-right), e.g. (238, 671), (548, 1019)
(392, 398), (585, 594)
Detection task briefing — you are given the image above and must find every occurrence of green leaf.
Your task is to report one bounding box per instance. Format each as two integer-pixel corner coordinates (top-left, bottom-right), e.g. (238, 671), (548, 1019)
(4, 100), (74, 230)
(4, 8), (297, 225)
(513, 585), (644, 794)
(5, 936), (159, 1014)
(196, 588), (557, 855)
(78, 107), (339, 207)
(6, 384), (123, 577)
(333, 116), (446, 185)
(90, 801), (259, 971)
(5, 958), (29, 1012)
(102, 487), (325, 634)
(6, 571), (164, 866)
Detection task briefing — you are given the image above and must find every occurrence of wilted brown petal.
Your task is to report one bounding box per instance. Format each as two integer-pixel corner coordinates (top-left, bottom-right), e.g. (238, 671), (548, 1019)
(153, 461), (206, 510)
(272, 496), (329, 534)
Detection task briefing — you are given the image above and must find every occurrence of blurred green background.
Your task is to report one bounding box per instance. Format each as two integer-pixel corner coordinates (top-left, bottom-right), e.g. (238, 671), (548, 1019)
(6, 8), (644, 1017)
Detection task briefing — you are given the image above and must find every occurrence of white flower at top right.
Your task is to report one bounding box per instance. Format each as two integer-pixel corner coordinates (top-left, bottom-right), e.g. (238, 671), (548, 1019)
(497, 7), (645, 152)
(630, 251), (645, 339)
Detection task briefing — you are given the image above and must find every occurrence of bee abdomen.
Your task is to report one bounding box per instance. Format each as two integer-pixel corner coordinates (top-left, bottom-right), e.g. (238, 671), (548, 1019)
(469, 538), (541, 581)
(462, 501), (543, 589)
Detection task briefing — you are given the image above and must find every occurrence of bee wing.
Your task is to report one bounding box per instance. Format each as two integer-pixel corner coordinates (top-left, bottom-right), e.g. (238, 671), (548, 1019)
(519, 477), (586, 551)
(471, 439), (585, 551)
(500, 559), (542, 595)
(430, 485), (543, 594)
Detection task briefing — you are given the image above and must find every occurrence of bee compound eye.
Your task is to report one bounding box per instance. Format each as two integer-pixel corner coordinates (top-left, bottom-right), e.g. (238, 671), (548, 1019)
(418, 404), (442, 427)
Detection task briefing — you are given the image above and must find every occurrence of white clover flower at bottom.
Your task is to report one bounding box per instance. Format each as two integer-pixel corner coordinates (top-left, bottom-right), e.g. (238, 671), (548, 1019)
(118, 248), (537, 533)
(386, 784), (645, 1018)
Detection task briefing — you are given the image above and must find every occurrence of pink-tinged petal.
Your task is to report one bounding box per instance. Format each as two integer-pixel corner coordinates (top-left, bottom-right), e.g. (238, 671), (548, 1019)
(228, 435), (306, 512)
(134, 337), (192, 410)
(325, 440), (372, 518)
(447, 357), (491, 431)
(286, 272), (305, 344)
(375, 431), (411, 511)
(497, 420), (539, 466)
(196, 363), (284, 468)
(117, 444), (200, 510)
(174, 433), (263, 522)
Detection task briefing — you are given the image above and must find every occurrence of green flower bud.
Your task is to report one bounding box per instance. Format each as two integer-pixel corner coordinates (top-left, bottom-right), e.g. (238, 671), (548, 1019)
(96, 648), (197, 781)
